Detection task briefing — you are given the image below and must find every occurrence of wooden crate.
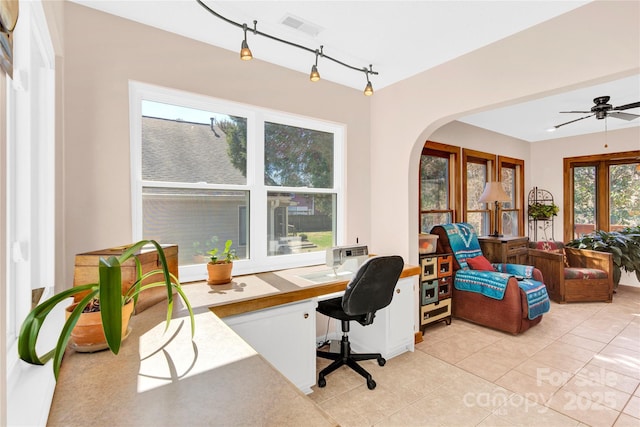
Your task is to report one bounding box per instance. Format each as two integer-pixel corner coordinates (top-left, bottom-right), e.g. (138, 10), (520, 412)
(73, 244), (178, 313)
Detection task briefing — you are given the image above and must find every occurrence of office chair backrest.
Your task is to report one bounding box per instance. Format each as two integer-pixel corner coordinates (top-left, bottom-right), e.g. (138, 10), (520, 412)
(342, 255), (404, 323)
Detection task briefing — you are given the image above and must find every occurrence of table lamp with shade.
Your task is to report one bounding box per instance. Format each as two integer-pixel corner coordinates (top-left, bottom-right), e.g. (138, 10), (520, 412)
(478, 181), (511, 237)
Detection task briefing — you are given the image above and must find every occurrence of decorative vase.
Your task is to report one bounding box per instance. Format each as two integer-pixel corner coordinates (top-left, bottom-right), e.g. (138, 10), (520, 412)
(65, 299), (134, 352)
(207, 261), (233, 285)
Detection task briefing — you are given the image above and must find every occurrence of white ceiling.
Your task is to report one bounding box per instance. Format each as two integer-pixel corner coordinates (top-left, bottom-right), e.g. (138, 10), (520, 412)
(71, 0), (639, 142)
(460, 74), (640, 142)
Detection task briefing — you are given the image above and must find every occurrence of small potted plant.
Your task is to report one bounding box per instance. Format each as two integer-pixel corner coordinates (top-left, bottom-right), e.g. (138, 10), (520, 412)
(207, 239), (238, 285)
(528, 202), (559, 220)
(18, 240), (195, 379)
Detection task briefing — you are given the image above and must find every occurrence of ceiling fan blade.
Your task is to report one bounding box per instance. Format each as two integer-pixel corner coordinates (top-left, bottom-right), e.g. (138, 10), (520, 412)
(559, 110), (591, 114)
(613, 101), (640, 111)
(552, 114), (595, 129)
(608, 111), (640, 121)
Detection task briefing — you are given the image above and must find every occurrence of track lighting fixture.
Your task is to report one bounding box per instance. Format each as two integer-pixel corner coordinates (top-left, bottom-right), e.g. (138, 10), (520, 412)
(363, 65), (374, 96)
(196, 0), (378, 96)
(310, 47), (322, 82)
(240, 23), (254, 61)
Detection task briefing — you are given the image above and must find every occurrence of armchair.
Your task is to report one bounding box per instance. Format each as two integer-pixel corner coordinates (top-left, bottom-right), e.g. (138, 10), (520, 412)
(431, 223), (549, 335)
(528, 241), (613, 303)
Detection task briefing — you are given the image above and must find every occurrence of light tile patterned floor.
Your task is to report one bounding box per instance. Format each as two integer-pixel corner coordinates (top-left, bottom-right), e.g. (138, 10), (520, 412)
(308, 285), (640, 427)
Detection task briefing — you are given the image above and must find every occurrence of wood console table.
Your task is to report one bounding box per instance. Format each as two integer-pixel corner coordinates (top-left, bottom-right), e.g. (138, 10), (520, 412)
(478, 236), (529, 264)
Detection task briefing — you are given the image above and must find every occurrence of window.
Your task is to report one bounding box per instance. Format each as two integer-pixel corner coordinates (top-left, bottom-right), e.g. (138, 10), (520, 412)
(130, 83), (344, 280)
(463, 149), (494, 235)
(564, 151), (640, 240)
(419, 141), (460, 233)
(498, 156), (524, 236)
(419, 142), (525, 238)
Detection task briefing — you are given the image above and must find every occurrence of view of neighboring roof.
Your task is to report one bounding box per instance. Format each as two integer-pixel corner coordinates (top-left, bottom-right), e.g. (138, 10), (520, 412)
(141, 116), (245, 185)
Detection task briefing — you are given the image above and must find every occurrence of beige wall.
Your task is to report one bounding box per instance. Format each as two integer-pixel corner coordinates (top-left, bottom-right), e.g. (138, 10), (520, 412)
(60, 2), (372, 286)
(370, 0), (640, 266)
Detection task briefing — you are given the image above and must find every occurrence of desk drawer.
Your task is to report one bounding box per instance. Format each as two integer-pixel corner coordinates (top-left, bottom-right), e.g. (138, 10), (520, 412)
(438, 276), (452, 300)
(437, 255), (453, 277)
(420, 298), (451, 326)
(420, 256), (438, 281)
(507, 242), (528, 255)
(420, 280), (438, 305)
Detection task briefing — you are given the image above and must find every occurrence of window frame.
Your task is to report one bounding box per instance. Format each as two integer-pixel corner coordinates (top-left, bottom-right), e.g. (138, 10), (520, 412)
(419, 141), (461, 232)
(419, 142), (525, 238)
(129, 82), (345, 281)
(5, 1), (57, 425)
(563, 150), (640, 241)
(462, 148), (495, 236)
(498, 155), (525, 236)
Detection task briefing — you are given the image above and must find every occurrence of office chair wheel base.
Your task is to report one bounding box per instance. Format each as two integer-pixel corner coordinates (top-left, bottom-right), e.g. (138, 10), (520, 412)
(367, 379), (376, 390)
(318, 377), (326, 388)
(377, 357), (386, 366)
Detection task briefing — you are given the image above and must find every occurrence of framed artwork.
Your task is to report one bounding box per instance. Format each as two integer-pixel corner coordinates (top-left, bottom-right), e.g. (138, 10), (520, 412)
(0, 0), (18, 78)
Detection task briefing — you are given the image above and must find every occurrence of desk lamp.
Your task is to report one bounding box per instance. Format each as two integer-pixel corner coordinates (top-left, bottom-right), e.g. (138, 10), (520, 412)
(478, 181), (511, 237)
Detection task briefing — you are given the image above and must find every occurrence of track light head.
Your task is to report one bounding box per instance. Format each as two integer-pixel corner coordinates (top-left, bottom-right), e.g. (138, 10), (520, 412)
(363, 64), (374, 96)
(310, 47), (322, 82)
(310, 64), (320, 82)
(240, 40), (252, 60)
(364, 81), (374, 96)
(240, 23), (253, 60)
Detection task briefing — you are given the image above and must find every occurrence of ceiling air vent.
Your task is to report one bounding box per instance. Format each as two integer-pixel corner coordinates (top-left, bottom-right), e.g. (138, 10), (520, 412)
(280, 14), (323, 37)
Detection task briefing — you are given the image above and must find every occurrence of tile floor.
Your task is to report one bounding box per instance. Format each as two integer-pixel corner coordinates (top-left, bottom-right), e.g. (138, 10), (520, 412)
(308, 285), (640, 427)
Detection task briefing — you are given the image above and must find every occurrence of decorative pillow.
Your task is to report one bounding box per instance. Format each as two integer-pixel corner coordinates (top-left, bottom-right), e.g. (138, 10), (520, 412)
(466, 255), (495, 271)
(536, 241), (559, 251)
(564, 268), (608, 280)
(535, 241), (569, 267)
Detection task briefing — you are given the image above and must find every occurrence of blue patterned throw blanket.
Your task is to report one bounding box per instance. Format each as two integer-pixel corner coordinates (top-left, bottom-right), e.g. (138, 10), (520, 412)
(437, 223), (550, 320)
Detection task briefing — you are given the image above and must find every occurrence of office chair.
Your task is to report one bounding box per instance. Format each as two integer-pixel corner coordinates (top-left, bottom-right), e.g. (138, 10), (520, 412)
(316, 255), (404, 390)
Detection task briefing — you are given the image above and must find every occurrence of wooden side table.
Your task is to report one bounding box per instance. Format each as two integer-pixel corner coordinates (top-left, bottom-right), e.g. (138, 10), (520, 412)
(478, 236), (529, 264)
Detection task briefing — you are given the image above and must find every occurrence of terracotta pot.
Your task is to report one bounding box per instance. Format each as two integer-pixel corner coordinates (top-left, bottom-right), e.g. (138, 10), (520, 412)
(207, 261), (233, 285)
(65, 299), (134, 349)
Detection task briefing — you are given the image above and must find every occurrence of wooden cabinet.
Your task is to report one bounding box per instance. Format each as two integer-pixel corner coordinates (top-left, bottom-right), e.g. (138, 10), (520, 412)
(478, 236), (529, 264)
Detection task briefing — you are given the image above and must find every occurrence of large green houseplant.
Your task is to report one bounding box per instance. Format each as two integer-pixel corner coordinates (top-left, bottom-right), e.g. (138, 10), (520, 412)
(566, 226), (640, 286)
(18, 240), (195, 379)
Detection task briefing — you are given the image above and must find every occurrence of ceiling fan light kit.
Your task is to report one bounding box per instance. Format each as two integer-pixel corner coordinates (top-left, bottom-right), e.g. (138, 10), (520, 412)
(196, 0), (378, 96)
(552, 95), (640, 130)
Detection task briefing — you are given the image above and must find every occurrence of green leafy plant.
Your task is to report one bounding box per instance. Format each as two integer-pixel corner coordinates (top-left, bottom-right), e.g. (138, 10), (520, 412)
(18, 240), (195, 379)
(567, 226), (640, 286)
(208, 239), (238, 264)
(528, 202), (559, 220)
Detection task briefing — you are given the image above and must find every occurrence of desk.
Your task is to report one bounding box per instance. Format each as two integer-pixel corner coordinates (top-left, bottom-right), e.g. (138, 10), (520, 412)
(181, 264), (419, 393)
(48, 264), (419, 425)
(48, 302), (337, 426)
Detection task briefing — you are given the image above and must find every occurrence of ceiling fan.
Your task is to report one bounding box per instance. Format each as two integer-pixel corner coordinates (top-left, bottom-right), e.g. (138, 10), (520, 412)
(551, 96), (640, 130)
